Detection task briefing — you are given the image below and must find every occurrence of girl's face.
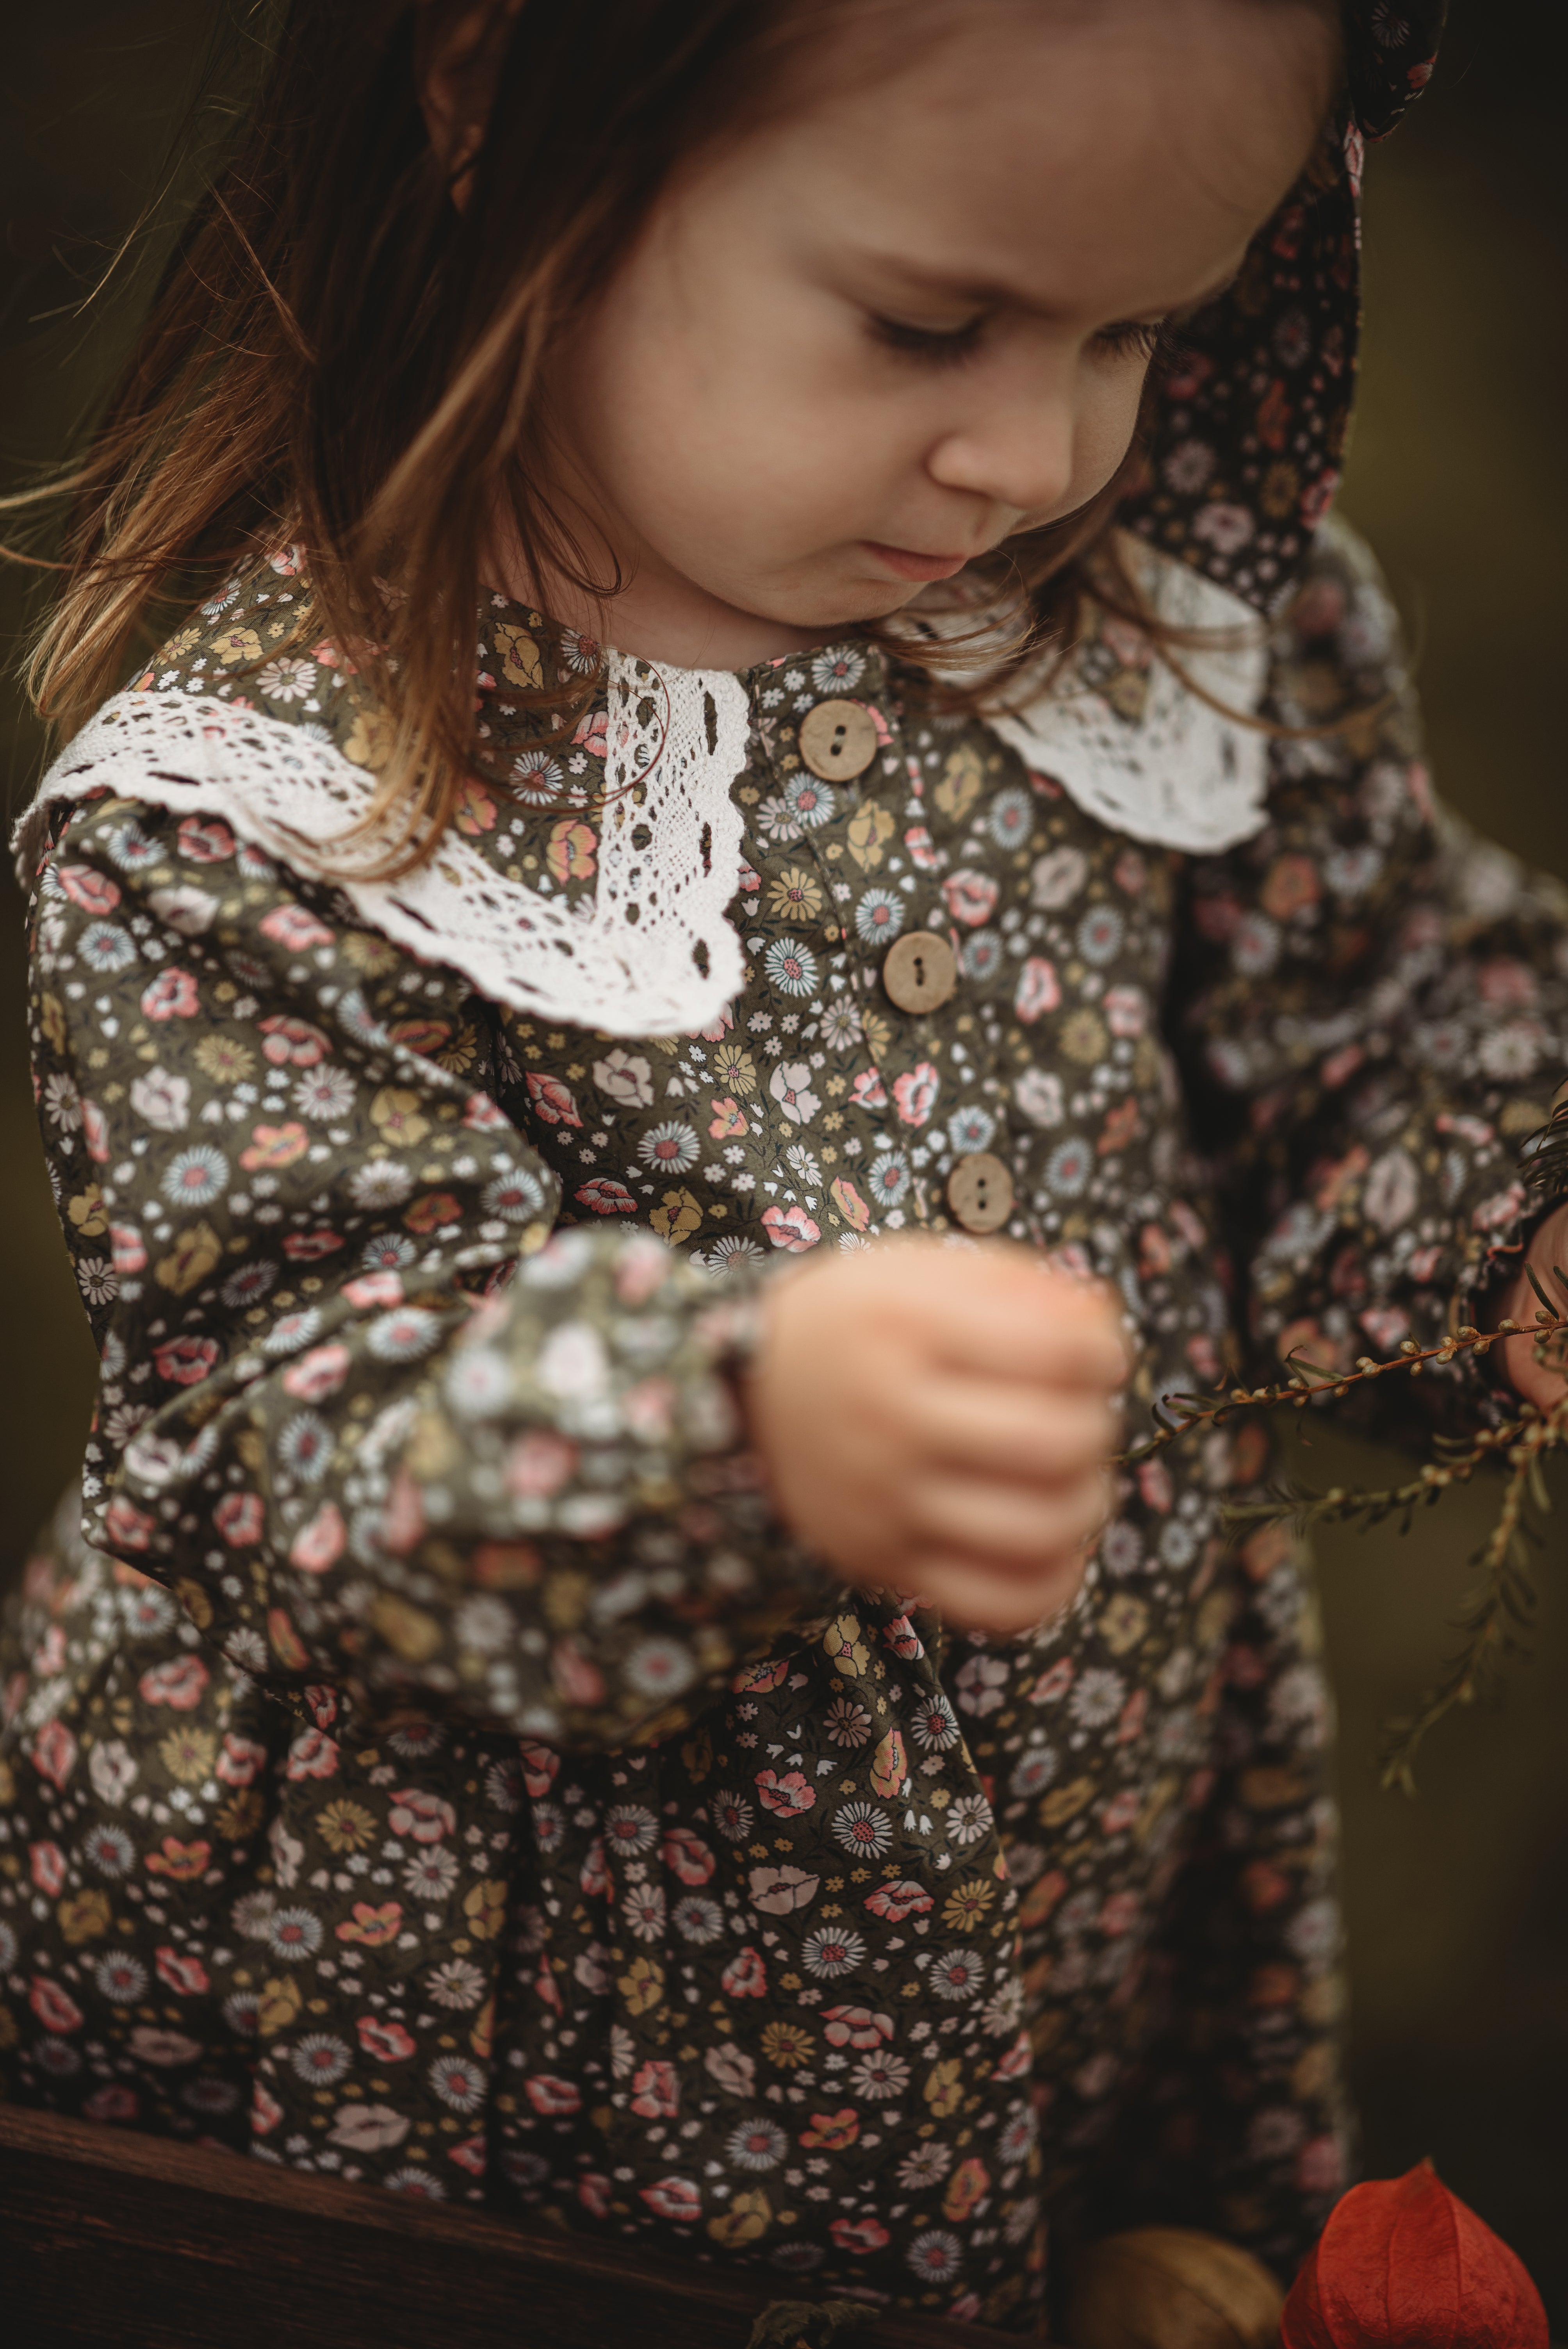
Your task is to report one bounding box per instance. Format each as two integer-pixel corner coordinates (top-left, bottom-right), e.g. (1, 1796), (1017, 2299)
(533, 0), (1337, 667)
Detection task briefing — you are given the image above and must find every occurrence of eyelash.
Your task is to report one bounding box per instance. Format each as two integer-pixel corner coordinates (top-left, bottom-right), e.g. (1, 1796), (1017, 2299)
(868, 312), (1168, 369)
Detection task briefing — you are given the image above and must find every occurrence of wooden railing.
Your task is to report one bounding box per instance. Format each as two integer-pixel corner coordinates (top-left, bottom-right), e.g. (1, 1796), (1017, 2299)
(0, 2103), (992, 2348)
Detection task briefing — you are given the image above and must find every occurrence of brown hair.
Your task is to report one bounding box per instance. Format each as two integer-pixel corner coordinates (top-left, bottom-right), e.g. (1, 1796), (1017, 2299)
(7, 0), (1339, 871)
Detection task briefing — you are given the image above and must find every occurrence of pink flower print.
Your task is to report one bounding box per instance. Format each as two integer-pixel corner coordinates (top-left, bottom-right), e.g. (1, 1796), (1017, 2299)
(639, 2179), (701, 2224)
(260, 904), (334, 950)
(29, 1978), (84, 2034)
(524, 2075), (583, 2118)
(822, 2004), (893, 2050)
(832, 2218), (890, 2256)
(904, 825), (940, 871)
(1014, 957), (1060, 1024)
(575, 1177), (635, 1215)
(721, 1945), (767, 1998)
(357, 2018), (416, 2062)
(630, 2060), (679, 2120)
(30, 1720), (77, 1791)
(863, 1879), (932, 1923)
(941, 869), (998, 927)
(30, 1841), (66, 1896)
(762, 1203), (821, 1252)
(152, 1336), (219, 1387)
(754, 1768), (816, 1818)
(388, 1790), (456, 1843)
(137, 1656), (210, 1711)
(140, 968), (200, 1021)
(660, 1827), (715, 1886)
(258, 1014), (330, 1067)
(892, 1061), (939, 1128)
(289, 1503), (346, 1577)
(849, 1069), (887, 1110)
(525, 1071), (582, 1127)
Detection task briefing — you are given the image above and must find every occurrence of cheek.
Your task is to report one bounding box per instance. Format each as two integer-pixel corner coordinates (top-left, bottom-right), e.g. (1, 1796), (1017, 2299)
(1069, 368), (1149, 506)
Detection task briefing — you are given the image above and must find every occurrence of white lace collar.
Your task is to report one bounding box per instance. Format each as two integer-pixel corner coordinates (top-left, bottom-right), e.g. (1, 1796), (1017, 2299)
(957, 538), (1271, 856)
(13, 654), (753, 1040)
(14, 545), (1270, 1038)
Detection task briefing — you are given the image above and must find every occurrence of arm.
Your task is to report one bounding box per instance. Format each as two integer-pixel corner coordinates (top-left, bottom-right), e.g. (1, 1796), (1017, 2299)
(1168, 518), (1568, 1436)
(32, 793), (816, 1747)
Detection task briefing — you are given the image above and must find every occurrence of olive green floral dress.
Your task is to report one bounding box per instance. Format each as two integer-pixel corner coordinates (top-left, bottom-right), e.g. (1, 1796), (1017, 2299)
(4, 495), (1566, 2331)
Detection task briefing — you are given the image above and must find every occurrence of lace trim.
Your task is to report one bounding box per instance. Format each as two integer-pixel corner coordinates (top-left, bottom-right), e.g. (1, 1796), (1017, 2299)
(14, 547), (1272, 1038)
(13, 654), (753, 1039)
(985, 544), (1271, 855)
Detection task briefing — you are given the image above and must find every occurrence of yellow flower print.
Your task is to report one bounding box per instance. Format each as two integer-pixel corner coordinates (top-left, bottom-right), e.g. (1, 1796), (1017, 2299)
(761, 2021), (813, 2069)
(933, 742), (984, 824)
(924, 2057), (965, 2117)
(618, 1955), (665, 2015)
(258, 1974), (303, 2035)
(650, 1188), (702, 1244)
(194, 1034), (255, 1085)
(1099, 1594), (1149, 1655)
(155, 1220), (222, 1296)
(342, 709), (392, 770)
(1040, 1775), (1096, 1827)
(463, 1880), (508, 1941)
(493, 621), (542, 687)
(215, 1789), (265, 1843)
(1061, 1008), (1107, 1065)
(846, 803), (896, 871)
(711, 1044), (756, 1096)
(58, 1889), (112, 1946)
(547, 818), (597, 884)
(941, 1877), (996, 1933)
(39, 994), (67, 1055)
(159, 1727), (216, 1785)
(317, 1800), (377, 1854)
(707, 2189), (772, 2248)
(342, 929), (401, 975)
(370, 1087), (429, 1148)
(67, 1185), (108, 1237)
(767, 865), (823, 921)
(821, 1613), (869, 1678)
(371, 1593), (441, 1661)
(213, 626), (262, 666)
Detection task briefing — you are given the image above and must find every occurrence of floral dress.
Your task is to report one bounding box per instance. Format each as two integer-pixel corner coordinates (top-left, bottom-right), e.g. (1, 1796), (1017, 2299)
(4, 497), (1564, 2332)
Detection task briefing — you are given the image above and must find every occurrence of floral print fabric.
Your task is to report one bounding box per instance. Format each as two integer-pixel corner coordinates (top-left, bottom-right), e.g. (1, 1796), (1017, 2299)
(1124, 0), (1446, 611)
(4, 512), (1565, 2333)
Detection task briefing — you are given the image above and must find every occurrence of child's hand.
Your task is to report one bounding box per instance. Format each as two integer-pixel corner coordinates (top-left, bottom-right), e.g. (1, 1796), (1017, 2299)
(1493, 1198), (1568, 1410)
(745, 1237), (1126, 1635)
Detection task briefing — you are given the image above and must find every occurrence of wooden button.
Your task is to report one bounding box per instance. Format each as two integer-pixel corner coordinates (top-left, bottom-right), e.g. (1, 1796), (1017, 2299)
(882, 930), (958, 1014)
(946, 1151), (1014, 1234)
(798, 697), (878, 782)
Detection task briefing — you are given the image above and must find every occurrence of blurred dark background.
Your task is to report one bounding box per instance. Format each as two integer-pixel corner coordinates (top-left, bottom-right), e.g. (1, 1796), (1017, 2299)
(3, 0), (1566, 2323)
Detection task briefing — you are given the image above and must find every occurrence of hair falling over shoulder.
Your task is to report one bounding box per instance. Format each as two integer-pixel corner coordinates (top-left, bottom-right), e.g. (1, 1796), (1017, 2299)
(4, 0), (1329, 875)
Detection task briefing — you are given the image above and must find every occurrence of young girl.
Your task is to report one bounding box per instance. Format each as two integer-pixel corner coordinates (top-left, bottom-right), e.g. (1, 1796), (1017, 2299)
(8, 0), (1556, 2331)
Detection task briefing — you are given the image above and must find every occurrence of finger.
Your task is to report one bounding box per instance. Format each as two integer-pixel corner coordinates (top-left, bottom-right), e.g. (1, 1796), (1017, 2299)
(902, 1546), (1091, 1637)
(903, 1376), (1122, 1484)
(913, 1260), (1130, 1392)
(903, 1466), (1113, 1566)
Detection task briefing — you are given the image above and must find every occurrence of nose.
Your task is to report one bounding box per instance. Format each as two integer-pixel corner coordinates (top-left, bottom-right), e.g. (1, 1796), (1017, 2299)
(923, 388), (1078, 522)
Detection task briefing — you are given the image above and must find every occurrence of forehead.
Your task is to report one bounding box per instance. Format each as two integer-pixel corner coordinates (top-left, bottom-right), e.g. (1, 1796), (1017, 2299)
(726, 0), (1336, 316)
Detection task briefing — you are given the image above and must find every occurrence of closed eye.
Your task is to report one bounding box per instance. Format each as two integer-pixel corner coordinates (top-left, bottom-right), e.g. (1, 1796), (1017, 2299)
(1093, 318), (1165, 362)
(867, 312), (987, 368)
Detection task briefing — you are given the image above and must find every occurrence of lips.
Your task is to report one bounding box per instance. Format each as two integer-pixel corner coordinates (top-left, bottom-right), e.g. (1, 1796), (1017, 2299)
(859, 540), (974, 582)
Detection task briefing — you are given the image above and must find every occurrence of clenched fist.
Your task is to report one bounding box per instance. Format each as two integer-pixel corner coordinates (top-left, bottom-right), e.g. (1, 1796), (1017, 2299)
(745, 1236), (1127, 1634)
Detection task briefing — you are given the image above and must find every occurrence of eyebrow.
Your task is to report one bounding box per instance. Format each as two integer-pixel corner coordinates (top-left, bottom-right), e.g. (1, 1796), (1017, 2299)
(851, 254), (1244, 323)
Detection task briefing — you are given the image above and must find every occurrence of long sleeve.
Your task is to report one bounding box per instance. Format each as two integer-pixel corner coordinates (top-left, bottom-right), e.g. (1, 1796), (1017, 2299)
(1167, 518), (1568, 1430)
(28, 791), (819, 1746)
